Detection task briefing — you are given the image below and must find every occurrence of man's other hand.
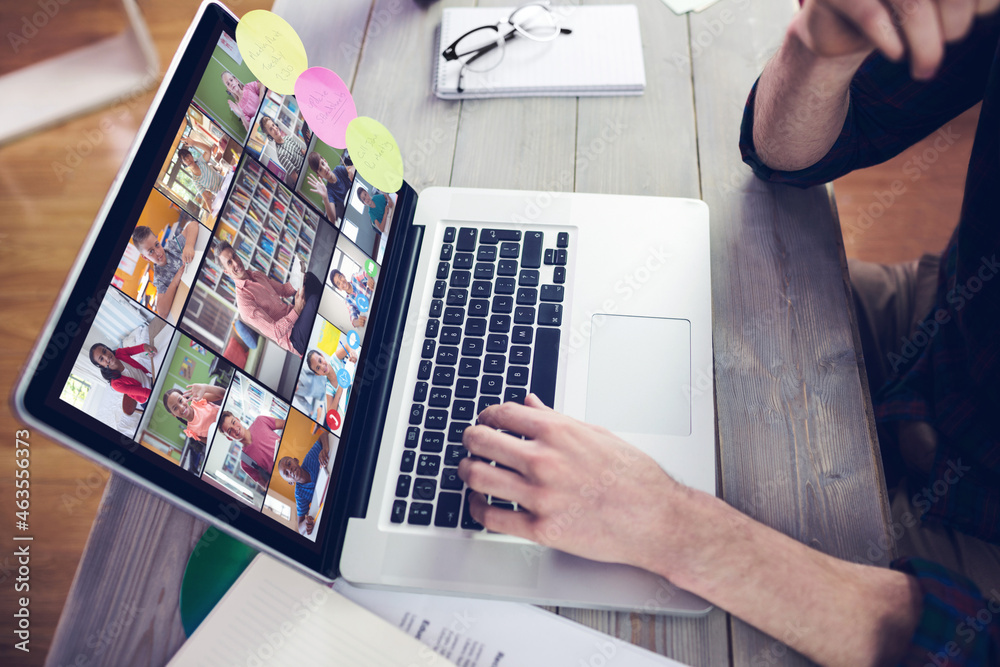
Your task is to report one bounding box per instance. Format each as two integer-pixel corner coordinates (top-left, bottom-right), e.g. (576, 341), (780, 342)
(795, 0), (998, 79)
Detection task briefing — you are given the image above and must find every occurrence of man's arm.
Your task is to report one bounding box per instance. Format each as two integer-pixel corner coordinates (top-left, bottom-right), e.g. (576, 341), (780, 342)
(238, 300), (300, 353)
(752, 0), (990, 172)
(264, 272), (297, 299)
(750, 29), (865, 171)
(458, 396), (924, 667)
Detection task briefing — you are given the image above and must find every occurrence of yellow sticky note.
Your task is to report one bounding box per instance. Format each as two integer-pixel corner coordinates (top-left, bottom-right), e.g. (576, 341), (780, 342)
(235, 10), (308, 95)
(345, 117), (404, 193)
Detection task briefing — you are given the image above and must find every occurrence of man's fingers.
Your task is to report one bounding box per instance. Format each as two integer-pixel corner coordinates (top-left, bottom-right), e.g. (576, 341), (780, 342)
(890, 0), (945, 78)
(523, 393), (553, 411)
(477, 400), (555, 438)
(938, 0), (976, 40)
(975, 0), (1000, 14)
(823, 0), (905, 59)
(462, 424), (532, 471)
(458, 459), (534, 506)
(467, 491), (535, 538)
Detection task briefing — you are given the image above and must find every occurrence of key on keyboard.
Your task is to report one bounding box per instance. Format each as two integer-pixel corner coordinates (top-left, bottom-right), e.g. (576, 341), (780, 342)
(395, 226), (569, 529)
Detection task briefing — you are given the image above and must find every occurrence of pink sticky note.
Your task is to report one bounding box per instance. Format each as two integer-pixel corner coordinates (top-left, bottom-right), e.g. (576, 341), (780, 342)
(294, 67), (357, 149)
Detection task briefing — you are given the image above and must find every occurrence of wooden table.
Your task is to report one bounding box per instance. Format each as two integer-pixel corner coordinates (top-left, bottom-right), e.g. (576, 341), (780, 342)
(45, 0), (894, 664)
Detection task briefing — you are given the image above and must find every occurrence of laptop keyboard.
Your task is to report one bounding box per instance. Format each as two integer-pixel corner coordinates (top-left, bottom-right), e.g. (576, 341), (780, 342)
(390, 226), (569, 530)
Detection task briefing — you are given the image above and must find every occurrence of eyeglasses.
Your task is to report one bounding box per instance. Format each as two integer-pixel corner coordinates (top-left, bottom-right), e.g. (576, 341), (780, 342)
(441, 2), (573, 93)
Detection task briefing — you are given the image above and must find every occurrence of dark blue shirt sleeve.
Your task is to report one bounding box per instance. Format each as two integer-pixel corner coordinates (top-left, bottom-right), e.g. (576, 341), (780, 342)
(740, 16), (1000, 188)
(890, 557), (1000, 666)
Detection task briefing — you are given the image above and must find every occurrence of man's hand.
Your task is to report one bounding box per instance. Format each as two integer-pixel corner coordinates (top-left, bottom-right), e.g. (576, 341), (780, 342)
(293, 286), (306, 315)
(143, 344), (157, 355)
(795, 0), (995, 80)
(318, 441), (330, 467)
(298, 515), (316, 536)
(458, 394), (684, 569)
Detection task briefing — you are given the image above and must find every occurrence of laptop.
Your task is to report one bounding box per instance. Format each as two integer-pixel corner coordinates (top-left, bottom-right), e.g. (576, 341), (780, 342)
(13, 1), (715, 614)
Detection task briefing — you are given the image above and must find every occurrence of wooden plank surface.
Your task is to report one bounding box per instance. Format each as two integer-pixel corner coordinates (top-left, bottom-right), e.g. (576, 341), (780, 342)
(575, 0), (700, 198)
(689, 0), (893, 664)
(45, 475), (206, 667)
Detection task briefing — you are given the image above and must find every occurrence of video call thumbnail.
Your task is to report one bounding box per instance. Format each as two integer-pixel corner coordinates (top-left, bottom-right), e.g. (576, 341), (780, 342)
(136, 333), (235, 477)
(245, 90), (312, 190)
(203, 372), (290, 510)
(58, 288), (174, 439)
(154, 104), (244, 230)
(321, 235), (380, 337)
(266, 409), (340, 541)
(342, 172), (396, 265)
(292, 315), (359, 436)
(300, 142), (353, 227)
(113, 192), (212, 325)
(191, 30), (264, 145)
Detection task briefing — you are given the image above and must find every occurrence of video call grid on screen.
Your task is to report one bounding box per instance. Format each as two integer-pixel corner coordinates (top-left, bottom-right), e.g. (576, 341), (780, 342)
(55, 28), (396, 546)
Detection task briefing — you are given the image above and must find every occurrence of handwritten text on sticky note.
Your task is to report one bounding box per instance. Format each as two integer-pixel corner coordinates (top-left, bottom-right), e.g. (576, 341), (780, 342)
(345, 117), (403, 193)
(295, 67), (357, 149)
(235, 10), (308, 95)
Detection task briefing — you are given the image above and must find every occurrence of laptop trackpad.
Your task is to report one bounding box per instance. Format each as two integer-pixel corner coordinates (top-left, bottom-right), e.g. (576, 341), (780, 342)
(585, 316), (691, 436)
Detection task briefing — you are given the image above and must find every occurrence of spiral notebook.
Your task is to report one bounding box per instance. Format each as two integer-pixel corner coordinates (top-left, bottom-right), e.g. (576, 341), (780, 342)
(434, 4), (646, 99)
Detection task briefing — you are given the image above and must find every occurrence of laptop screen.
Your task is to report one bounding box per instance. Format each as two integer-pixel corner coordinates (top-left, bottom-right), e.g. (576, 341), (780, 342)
(34, 9), (401, 556)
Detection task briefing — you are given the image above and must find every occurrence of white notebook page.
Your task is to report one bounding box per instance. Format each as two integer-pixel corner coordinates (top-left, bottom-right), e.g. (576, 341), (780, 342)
(168, 555), (453, 667)
(436, 5), (645, 98)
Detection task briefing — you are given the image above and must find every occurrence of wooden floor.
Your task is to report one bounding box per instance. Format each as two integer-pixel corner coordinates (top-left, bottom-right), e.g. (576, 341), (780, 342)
(0, 1), (976, 664)
(835, 104), (979, 264)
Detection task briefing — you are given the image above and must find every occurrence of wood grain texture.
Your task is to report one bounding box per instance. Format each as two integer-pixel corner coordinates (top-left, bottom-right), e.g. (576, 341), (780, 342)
(575, 0), (700, 198)
(689, 0), (893, 664)
(44, 475), (207, 667)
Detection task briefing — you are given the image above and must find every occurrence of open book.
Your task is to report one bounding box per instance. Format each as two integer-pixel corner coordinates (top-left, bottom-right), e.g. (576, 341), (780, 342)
(434, 5), (646, 99)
